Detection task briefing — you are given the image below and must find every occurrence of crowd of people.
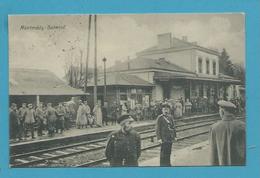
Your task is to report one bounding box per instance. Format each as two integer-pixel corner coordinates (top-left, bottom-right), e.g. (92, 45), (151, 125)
(9, 100), (105, 141)
(10, 96), (245, 142)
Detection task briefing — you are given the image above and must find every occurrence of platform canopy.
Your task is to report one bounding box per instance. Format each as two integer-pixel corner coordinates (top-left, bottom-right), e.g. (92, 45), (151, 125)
(154, 71), (241, 84)
(9, 68), (86, 95)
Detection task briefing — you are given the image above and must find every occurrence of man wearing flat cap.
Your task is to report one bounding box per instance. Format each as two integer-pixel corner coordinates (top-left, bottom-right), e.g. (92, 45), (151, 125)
(156, 103), (176, 166)
(105, 114), (141, 166)
(209, 100), (245, 166)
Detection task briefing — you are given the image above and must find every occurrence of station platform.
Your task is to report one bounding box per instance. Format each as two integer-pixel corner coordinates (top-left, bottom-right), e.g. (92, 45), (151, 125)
(10, 120), (154, 146)
(140, 141), (211, 166)
(10, 113), (218, 147)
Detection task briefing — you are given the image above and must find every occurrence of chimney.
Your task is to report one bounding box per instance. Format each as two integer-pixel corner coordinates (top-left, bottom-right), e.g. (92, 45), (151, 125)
(157, 33), (172, 49)
(182, 36), (188, 42)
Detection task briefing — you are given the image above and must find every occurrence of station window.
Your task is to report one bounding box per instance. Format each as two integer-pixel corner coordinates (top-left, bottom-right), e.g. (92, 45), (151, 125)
(198, 57), (202, 73)
(213, 61), (216, 75)
(206, 59), (210, 74)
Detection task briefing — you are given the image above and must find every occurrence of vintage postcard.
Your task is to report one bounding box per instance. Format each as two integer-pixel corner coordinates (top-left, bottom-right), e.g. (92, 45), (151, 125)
(8, 14), (246, 168)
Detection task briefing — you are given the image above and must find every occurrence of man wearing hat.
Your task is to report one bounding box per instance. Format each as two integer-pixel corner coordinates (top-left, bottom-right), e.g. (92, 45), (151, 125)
(209, 100), (245, 165)
(24, 104), (36, 139)
(105, 114), (141, 166)
(156, 103), (176, 166)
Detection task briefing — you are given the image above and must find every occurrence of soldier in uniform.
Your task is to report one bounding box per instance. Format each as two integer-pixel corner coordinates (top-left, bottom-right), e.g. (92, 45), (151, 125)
(105, 114), (141, 167)
(156, 103), (176, 166)
(56, 102), (66, 134)
(35, 102), (45, 136)
(46, 103), (57, 137)
(9, 103), (20, 140)
(24, 104), (36, 139)
(209, 100), (245, 166)
(18, 103), (27, 139)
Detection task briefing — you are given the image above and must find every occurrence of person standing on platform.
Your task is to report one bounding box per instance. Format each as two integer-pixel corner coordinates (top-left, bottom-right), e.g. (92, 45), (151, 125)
(56, 102), (66, 134)
(93, 102), (102, 127)
(156, 103), (176, 166)
(105, 114), (141, 166)
(63, 102), (71, 130)
(10, 103), (20, 141)
(209, 100), (245, 166)
(46, 103), (57, 137)
(174, 100), (183, 119)
(102, 103), (108, 126)
(24, 104), (36, 139)
(35, 102), (45, 136)
(84, 100), (92, 127)
(76, 100), (88, 129)
(18, 103), (27, 139)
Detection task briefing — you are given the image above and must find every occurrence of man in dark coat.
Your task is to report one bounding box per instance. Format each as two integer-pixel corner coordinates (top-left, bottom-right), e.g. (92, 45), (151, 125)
(156, 103), (176, 166)
(209, 100), (245, 166)
(105, 114), (141, 166)
(10, 103), (20, 140)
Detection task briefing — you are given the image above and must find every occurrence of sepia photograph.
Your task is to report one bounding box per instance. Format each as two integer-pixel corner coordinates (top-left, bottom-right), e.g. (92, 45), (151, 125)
(8, 14), (245, 168)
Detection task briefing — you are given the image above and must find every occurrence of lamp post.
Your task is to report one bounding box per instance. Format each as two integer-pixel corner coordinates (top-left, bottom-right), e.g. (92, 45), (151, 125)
(102, 57), (107, 103)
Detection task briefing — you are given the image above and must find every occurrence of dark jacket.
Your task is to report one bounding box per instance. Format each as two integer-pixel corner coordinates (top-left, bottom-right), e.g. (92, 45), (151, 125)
(156, 114), (176, 143)
(209, 115), (245, 166)
(105, 129), (141, 166)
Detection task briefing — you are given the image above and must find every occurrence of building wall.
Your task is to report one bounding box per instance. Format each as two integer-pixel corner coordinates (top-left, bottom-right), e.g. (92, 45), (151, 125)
(138, 49), (194, 72)
(195, 50), (219, 76)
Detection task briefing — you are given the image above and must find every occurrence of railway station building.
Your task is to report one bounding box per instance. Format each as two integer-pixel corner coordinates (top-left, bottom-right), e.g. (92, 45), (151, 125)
(9, 68), (86, 107)
(93, 33), (241, 109)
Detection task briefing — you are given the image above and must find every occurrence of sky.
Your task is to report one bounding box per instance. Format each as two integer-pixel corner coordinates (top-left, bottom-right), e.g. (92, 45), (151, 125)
(9, 14), (245, 78)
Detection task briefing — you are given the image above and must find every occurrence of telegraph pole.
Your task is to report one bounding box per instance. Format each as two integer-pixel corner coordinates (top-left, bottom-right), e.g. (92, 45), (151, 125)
(93, 15), (98, 106)
(84, 15), (92, 93)
(102, 57), (107, 103)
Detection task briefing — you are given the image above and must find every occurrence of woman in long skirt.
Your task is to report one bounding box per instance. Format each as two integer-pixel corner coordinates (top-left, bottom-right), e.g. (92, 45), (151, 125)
(93, 103), (102, 127)
(76, 101), (87, 129)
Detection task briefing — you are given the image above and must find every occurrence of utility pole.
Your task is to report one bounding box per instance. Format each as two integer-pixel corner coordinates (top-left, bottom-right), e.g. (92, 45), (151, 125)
(102, 57), (107, 103)
(84, 15), (92, 93)
(93, 15), (98, 106)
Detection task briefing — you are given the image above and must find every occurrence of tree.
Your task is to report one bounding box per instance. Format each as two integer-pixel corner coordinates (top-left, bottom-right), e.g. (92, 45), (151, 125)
(63, 49), (94, 88)
(219, 48), (234, 76)
(232, 63), (245, 84)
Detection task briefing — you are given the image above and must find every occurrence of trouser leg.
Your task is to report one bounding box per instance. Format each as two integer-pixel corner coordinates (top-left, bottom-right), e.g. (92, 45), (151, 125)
(160, 142), (173, 166)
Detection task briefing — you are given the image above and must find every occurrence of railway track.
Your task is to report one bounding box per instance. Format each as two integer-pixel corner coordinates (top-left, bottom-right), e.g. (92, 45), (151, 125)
(10, 114), (243, 167)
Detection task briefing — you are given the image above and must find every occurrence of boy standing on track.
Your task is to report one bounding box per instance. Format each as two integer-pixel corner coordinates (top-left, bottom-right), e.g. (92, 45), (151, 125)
(105, 114), (141, 166)
(156, 103), (176, 166)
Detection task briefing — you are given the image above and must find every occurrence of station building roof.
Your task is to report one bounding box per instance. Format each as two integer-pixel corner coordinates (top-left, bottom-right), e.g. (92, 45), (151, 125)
(87, 72), (154, 87)
(107, 57), (192, 74)
(9, 68), (85, 95)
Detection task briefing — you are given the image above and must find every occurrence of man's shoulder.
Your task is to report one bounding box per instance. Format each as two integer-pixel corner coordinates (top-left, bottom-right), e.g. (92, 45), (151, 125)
(109, 130), (121, 138)
(211, 120), (225, 130)
(156, 114), (164, 120)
